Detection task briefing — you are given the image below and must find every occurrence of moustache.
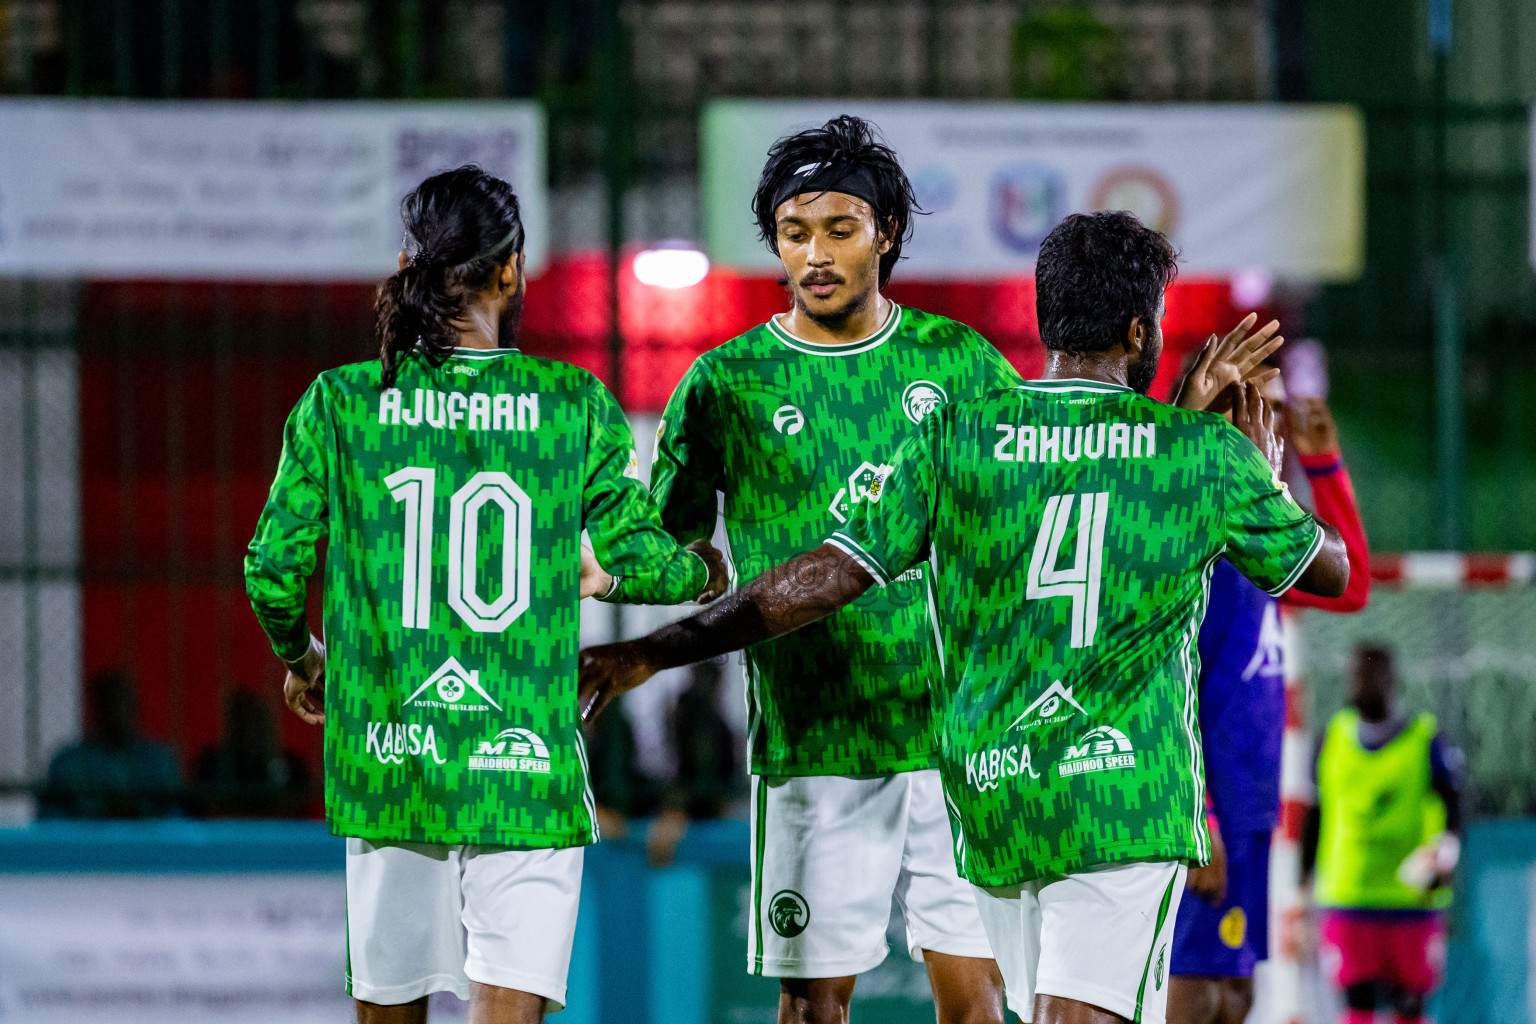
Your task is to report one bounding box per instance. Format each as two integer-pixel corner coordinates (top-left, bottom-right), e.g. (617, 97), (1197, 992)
(799, 272), (844, 287)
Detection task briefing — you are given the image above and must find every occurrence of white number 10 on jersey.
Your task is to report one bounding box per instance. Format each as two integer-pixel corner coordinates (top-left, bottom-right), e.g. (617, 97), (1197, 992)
(386, 467), (534, 633)
(1026, 492), (1109, 648)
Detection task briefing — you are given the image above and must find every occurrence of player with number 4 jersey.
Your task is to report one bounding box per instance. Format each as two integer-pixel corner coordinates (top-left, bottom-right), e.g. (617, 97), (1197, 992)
(577, 212), (1352, 1024)
(245, 167), (725, 1023)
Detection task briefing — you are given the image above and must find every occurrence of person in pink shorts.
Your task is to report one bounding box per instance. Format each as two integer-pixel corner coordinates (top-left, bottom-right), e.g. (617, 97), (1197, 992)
(1302, 646), (1462, 1024)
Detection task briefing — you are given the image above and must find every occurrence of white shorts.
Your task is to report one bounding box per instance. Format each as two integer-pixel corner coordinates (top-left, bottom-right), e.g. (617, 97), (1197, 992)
(345, 838), (583, 1011)
(748, 769), (993, 978)
(973, 860), (1187, 1024)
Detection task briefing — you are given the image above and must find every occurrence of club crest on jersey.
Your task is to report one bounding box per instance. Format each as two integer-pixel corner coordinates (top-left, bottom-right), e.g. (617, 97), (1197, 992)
(1006, 680), (1086, 731)
(405, 657), (502, 713)
(624, 447), (641, 480)
(1057, 724), (1136, 778)
(772, 405), (804, 436)
(468, 727), (552, 774)
(827, 461), (892, 523)
(901, 380), (948, 423)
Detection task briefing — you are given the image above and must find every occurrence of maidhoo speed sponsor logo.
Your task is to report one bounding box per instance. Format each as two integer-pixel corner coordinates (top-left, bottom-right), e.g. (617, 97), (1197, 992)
(468, 727), (552, 775)
(1056, 724), (1136, 778)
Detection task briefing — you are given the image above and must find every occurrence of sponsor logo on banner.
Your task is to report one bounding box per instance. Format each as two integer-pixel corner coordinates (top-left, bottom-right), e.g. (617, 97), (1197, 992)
(1006, 679), (1086, 731)
(1057, 724), (1136, 778)
(828, 461), (892, 523)
(404, 656), (502, 712)
(1088, 165), (1180, 235)
(773, 405), (805, 435)
(901, 380), (948, 423)
(769, 890), (811, 938)
(468, 727), (552, 774)
(366, 722), (447, 765)
(990, 163), (1064, 255)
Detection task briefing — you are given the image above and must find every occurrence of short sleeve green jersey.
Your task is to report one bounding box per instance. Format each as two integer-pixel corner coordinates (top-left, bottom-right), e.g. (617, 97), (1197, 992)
(652, 304), (1023, 776)
(245, 347), (707, 847)
(831, 378), (1324, 886)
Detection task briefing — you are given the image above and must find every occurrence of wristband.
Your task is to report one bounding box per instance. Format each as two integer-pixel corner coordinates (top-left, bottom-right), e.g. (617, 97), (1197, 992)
(1299, 451), (1343, 477)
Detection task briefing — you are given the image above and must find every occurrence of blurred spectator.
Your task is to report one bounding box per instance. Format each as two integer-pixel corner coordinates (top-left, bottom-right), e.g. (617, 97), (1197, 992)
(40, 670), (181, 818)
(648, 660), (746, 866)
(584, 695), (660, 840)
(192, 688), (311, 817)
(1302, 645), (1464, 1024)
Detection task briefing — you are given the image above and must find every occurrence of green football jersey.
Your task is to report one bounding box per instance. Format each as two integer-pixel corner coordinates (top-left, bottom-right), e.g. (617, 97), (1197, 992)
(245, 346), (707, 847)
(652, 304), (1023, 776)
(830, 377), (1324, 886)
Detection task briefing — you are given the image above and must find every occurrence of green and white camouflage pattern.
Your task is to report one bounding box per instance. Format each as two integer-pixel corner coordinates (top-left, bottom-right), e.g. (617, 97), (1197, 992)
(245, 347), (706, 847)
(830, 378), (1324, 886)
(652, 305), (1022, 776)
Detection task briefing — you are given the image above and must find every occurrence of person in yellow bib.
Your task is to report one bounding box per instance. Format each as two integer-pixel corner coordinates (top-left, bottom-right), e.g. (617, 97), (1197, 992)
(1301, 645), (1463, 1024)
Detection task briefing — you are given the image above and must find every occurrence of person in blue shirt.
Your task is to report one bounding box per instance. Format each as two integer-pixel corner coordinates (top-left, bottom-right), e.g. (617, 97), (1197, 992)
(1167, 394), (1370, 1024)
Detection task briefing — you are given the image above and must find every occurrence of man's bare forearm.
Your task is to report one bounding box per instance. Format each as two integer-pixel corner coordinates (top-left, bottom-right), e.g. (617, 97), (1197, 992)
(634, 543), (874, 671)
(1294, 522), (1349, 598)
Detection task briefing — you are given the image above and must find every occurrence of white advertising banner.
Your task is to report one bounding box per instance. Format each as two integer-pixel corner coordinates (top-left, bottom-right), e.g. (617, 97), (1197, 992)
(0, 872), (351, 1023)
(0, 100), (545, 279)
(703, 100), (1364, 281)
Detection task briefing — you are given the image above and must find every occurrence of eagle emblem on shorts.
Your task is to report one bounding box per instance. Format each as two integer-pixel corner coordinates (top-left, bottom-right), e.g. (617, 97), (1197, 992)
(769, 890), (810, 938)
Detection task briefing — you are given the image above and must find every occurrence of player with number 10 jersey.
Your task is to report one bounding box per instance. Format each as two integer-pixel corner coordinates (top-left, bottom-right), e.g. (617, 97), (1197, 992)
(245, 167), (721, 1018)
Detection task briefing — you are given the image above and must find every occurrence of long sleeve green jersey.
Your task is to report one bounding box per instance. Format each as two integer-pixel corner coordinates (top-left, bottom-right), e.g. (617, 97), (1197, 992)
(651, 304), (1024, 777)
(831, 378), (1325, 886)
(245, 346), (706, 847)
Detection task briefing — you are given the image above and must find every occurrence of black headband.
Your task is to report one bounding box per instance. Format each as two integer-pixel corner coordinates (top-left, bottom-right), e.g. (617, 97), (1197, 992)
(770, 160), (883, 217)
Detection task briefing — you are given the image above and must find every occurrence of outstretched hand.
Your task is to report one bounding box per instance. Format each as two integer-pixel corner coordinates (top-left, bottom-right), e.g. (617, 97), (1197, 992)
(1175, 312), (1284, 413)
(283, 636), (327, 726)
(578, 640), (660, 722)
(1288, 397), (1339, 457)
(687, 539), (730, 604)
(1233, 381), (1284, 475)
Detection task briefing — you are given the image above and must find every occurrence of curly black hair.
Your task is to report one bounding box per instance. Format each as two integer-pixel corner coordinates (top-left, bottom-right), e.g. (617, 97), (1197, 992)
(751, 115), (919, 287)
(1035, 211), (1180, 355)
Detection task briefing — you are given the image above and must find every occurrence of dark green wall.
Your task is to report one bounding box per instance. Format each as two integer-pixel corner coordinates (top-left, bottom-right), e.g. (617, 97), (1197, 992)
(1306, 0), (1535, 550)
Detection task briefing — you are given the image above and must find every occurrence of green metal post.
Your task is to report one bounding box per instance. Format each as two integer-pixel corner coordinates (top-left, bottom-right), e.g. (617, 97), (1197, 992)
(599, 0), (628, 405)
(1433, 262), (1464, 548)
(598, 0), (630, 644)
(1429, 0), (1463, 549)
(161, 0), (182, 97)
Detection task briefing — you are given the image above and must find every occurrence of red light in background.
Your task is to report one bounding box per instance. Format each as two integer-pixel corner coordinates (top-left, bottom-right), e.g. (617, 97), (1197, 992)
(518, 252), (1278, 411)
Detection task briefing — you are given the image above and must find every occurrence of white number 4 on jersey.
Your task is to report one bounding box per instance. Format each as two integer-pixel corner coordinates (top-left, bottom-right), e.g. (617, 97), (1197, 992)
(1026, 492), (1109, 649)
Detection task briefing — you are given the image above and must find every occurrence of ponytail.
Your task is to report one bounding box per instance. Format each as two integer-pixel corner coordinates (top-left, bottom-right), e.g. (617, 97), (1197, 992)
(374, 166), (525, 390)
(375, 261), (461, 389)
